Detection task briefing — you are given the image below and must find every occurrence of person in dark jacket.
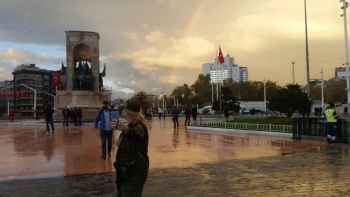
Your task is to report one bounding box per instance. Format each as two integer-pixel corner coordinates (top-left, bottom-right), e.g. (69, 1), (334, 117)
(73, 106), (78, 126)
(77, 107), (82, 126)
(184, 105), (192, 126)
(94, 101), (114, 159)
(171, 106), (181, 128)
(110, 100), (149, 197)
(62, 106), (70, 126)
(191, 105), (197, 124)
(43, 104), (55, 134)
(224, 106), (230, 119)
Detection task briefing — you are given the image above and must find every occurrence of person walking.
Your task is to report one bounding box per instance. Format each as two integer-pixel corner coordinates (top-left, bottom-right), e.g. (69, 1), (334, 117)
(110, 100), (149, 197)
(94, 101), (114, 160)
(43, 104), (55, 134)
(9, 108), (15, 122)
(171, 106), (181, 128)
(158, 107), (163, 119)
(35, 108), (40, 121)
(191, 105), (197, 124)
(62, 106), (70, 126)
(325, 103), (339, 142)
(184, 105), (192, 126)
(77, 107), (82, 126)
(224, 106), (230, 120)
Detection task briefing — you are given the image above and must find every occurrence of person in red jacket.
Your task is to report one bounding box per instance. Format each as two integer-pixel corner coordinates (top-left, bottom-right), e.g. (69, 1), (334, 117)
(9, 108), (15, 122)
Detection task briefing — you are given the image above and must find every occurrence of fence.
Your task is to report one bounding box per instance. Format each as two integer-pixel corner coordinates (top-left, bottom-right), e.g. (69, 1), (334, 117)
(194, 120), (293, 133)
(292, 117), (348, 143)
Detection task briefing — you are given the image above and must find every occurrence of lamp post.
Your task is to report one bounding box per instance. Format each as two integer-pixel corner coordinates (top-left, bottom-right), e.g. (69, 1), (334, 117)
(44, 92), (56, 109)
(304, 0), (311, 97)
(341, 0), (350, 120)
(321, 68), (324, 112)
(20, 84), (36, 116)
(264, 78), (267, 116)
(291, 60), (295, 85)
(236, 81), (241, 101)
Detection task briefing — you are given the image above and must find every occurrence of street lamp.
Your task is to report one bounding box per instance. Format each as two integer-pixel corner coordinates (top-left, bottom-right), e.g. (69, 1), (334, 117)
(20, 84), (36, 116)
(341, 0), (350, 120)
(44, 91), (56, 109)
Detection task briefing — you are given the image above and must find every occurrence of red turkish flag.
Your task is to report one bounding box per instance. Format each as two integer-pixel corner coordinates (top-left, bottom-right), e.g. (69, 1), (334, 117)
(52, 74), (60, 87)
(218, 46), (225, 64)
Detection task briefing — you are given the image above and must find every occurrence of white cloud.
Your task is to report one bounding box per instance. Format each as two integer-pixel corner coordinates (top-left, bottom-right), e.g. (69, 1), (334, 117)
(122, 32), (139, 42)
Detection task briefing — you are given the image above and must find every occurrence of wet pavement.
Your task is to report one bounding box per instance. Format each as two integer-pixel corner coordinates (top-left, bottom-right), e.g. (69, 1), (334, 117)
(1, 118), (350, 196)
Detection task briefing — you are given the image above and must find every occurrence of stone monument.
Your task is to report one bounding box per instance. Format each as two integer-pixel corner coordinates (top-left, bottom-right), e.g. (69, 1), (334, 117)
(56, 31), (110, 121)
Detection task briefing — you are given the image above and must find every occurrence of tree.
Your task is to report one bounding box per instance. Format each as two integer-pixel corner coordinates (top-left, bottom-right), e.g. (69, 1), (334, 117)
(132, 91), (149, 112)
(190, 74), (212, 105)
(212, 86), (239, 113)
(325, 81), (346, 104)
(170, 83), (192, 107)
(268, 84), (312, 118)
(226, 80), (280, 101)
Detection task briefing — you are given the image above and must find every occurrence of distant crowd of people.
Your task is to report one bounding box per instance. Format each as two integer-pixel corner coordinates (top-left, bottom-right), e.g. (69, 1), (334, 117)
(61, 106), (82, 126)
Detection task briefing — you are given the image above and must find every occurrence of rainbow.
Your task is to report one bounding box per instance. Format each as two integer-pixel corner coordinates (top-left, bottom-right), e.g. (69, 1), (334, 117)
(168, 0), (207, 84)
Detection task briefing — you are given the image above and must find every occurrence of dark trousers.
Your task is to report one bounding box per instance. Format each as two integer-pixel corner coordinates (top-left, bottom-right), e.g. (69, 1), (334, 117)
(100, 130), (113, 156)
(46, 117), (55, 132)
(117, 182), (144, 197)
(36, 115), (39, 120)
(77, 117), (82, 126)
(172, 117), (179, 128)
(192, 115), (197, 121)
(327, 122), (337, 137)
(63, 116), (69, 126)
(185, 116), (191, 126)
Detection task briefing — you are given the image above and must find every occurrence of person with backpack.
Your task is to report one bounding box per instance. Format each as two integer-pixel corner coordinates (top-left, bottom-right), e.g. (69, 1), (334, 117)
(94, 101), (114, 160)
(171, 106), (181, 128)
(110, 100), (149, 197)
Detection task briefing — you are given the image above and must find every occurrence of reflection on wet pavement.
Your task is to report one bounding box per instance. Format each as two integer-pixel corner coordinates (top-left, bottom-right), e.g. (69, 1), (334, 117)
(0, 118), (336, 179)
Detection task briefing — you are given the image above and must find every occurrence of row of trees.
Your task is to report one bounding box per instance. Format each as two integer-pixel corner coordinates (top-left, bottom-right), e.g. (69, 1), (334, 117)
(131, 74), (347, 117)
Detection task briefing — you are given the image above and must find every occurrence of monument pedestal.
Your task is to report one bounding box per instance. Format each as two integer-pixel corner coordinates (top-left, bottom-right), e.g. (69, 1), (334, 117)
(56, 90), (110, 121)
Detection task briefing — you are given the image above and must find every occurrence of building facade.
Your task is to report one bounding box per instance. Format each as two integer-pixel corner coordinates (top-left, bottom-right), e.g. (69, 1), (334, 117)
(0, 80), (14, 114)
(11, 64), (57, 115)
(202, 54), (248, 83)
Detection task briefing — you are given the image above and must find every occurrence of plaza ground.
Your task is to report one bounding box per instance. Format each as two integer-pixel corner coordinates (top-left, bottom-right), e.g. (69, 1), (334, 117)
(0, 118), (349, 196)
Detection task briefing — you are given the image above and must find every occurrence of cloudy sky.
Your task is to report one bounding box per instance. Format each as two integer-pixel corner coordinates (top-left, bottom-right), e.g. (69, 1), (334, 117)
(0, 0), (347, 99)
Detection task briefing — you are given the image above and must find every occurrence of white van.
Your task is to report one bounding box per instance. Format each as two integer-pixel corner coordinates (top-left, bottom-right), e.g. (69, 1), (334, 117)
(198, 105), (215, 114)
(239, 106), (250, 115)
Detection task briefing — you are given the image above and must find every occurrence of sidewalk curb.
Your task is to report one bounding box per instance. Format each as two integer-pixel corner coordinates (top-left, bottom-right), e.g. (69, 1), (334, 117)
(187, 126), (293, 138)
(0, 172), (65, 182)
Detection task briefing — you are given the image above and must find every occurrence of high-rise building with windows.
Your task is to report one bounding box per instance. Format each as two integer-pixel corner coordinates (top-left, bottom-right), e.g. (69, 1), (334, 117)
(202, 54), (248, 83)
(0, 80), (14, 114)
(11, 64), (58, 115)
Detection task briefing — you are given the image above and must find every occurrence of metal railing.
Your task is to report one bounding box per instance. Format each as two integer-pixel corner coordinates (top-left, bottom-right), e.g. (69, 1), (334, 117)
(193, 120), (293, 133)
(292, 117), (348, 143)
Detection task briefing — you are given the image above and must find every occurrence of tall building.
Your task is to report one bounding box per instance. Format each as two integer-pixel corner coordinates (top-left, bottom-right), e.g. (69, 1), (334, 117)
(202, 54), (248, 83)
(335, 67), (347, 78)
(12, 64), (57, 115)
(0, 80), (14, 114)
